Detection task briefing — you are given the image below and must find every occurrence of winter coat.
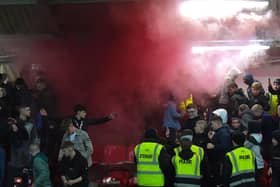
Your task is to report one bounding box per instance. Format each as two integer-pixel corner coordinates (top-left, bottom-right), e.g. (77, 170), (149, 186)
(32, 152), (52, 187)
(244, 133), (264, 169)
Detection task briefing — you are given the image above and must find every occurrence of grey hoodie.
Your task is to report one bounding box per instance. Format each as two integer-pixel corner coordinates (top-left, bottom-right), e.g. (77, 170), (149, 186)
(244, 133), (264, 169)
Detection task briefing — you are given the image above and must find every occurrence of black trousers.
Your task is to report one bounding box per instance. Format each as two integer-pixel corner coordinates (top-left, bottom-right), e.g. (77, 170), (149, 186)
(167, 128), (177, 146)
(272, 172), (280, 187)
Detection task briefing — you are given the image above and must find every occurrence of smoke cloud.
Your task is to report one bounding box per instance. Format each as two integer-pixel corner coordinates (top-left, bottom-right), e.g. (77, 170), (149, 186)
(3, 1), (279, 145)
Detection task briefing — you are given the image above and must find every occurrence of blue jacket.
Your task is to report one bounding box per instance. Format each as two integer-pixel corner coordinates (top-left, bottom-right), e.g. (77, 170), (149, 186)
(163, 101), (181, 130)
(211, 126), (232, 161)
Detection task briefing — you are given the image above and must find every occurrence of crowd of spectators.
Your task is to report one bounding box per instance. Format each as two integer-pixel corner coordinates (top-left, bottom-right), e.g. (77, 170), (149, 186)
(0, 71), (279, 187)
(0, 73), (116, 187)
(161, 73), (280, 187)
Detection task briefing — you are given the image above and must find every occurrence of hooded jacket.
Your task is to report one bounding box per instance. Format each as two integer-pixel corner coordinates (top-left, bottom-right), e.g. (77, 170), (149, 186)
(210, 126), (232, 162)
(244, 133), (264, 169)
(213, 108), (228, 124)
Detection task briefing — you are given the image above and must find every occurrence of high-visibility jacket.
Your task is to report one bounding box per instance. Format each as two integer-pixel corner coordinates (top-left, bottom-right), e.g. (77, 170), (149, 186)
(174, 145), (204, 160)
(268, 93), (279, 116)
(172, 151), (201, 187)
(226, 147), (256, 187)
(134, 142), (164, 186)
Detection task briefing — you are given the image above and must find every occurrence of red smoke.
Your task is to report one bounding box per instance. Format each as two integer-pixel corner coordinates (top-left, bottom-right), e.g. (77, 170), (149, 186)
(1, 0), (279, 146)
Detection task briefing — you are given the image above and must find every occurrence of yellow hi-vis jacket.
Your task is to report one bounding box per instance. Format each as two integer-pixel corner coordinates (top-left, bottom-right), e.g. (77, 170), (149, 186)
(226, 147), (256, 187)
(134, 142), (164, 186)
(174, 144), (204, 161)
(268, 93), (279, 116)
(172, 151), (201, 187)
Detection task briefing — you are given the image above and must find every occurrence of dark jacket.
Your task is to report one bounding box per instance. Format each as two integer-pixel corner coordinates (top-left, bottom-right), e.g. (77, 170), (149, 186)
(10, 119), (38, 168)
(182, 116), (201, 131)
(0, 96), (11, 118)
(209, 126), (232, 162)
(60, 150), (89, 187)
(135, 138), (174, 187)
(34, 87), (57, 117)
(222, 146), (256, 187)
(72, 116), (111, 131)
(229, 89), (248, 117)
(259, 113), (278, 144)
(230, 124), (247, 134)
(0, 118), (10, 148)
(13, 88), (33, 108)
(269, 145), (280, 173)
(193, 133), (209, 150)
(239, 109), (254, 129)
(248, 94), (270, 111)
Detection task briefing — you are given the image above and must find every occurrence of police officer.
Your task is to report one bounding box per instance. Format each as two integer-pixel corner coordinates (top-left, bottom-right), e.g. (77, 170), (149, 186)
(134, 128), (173, 187)
(223, 131), (256, 187)
(174, 129), (205, 162)
(171, 130), (205, 187)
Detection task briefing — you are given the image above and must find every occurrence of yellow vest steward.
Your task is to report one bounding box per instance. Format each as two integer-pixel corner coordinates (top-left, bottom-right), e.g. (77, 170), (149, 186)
(268, 93), (279, 116)
(134, 142), (164, 186)
(174, 145), (204, 160)
(226, 147), (256, 187)
(172, 151), (201, 187)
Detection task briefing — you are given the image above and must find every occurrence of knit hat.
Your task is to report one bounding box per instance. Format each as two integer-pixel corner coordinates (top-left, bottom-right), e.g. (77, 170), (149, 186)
(243, 73), (254, 85)
(272, 130), (280, 142)
(248, 120), (261, 134)
(145, 128), (158, 139)
(212, 108), (228, 124)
